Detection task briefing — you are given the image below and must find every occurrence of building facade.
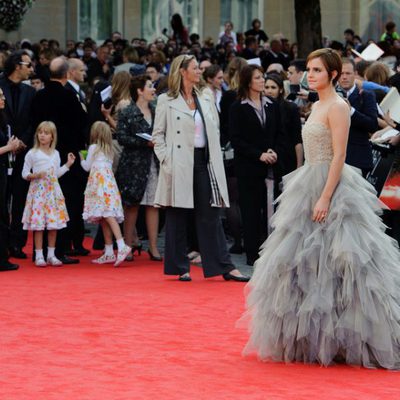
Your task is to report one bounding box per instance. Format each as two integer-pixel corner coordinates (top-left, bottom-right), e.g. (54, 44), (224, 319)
(1, 0), (400, 47)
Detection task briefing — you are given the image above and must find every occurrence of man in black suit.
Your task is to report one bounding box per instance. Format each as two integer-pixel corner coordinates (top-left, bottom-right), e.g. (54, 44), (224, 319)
(65, 58), (88, 111)
(338, 58), (378, 177)
(260, 39), (289, 71)
(0, 50), (36, 259)
(64, 57), (90, 256)
(31, 57), (88, 264)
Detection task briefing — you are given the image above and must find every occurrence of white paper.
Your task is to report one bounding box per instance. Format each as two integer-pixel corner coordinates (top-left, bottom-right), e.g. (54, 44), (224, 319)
(351, 43), (384, 61)
(136, 132), (152, 141)
(100, 85), (112, 102)
(380, 87), (400, 122)
(247, 57), (261, 66)
(371, 128), (399, 143)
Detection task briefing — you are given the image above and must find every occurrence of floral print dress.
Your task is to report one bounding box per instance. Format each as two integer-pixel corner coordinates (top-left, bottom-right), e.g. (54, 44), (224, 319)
(22, 149), (69, 231)
(81, 144), (124, 223)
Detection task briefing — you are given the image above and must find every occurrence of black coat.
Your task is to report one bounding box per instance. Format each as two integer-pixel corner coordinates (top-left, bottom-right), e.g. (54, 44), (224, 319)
(0, 76), (36, 147)
(116, 101), (157, 206)
(31, 80), (87, 175)
(229, 97), (286, 178)
(346, 87), (378, 170)
(279, 99), (302, 175)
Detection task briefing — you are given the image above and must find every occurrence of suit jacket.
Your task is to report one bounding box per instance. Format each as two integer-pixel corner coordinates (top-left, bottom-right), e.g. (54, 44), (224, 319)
(229, 97), (286, 178)
(0, 77), (36, 147)
(346, 87), (378, 170)
(31, 80), (87, 176)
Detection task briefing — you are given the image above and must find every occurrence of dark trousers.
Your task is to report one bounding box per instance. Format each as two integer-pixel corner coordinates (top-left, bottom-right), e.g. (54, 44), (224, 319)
(56, 171), (86, 257)
(164, 149), (234, 277)
(8, 163), (29, 250)
(237, 175), (268, 261)
(0, 166), (10, 262)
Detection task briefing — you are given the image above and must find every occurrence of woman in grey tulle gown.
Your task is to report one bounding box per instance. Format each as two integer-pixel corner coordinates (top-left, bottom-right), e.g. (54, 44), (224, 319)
(243, 48), (400, 369)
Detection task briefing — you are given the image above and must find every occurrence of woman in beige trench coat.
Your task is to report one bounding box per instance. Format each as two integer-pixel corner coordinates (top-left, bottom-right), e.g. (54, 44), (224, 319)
(152, 54), (249, 282)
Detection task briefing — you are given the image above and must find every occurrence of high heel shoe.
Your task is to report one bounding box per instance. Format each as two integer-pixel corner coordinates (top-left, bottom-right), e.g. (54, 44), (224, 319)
(148, 249), (163, 262)
(131, 243), (142, 256)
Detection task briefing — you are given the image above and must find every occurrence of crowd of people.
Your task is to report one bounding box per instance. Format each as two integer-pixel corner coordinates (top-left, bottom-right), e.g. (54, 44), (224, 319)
(0, 15), (400, 278)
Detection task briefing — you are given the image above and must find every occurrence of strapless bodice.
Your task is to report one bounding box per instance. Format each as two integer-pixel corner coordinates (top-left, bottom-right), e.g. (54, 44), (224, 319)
(302, 121), (334, 165)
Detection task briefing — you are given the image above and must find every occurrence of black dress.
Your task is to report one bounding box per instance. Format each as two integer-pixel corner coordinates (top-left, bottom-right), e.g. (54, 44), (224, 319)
(116, 102), (158, 206)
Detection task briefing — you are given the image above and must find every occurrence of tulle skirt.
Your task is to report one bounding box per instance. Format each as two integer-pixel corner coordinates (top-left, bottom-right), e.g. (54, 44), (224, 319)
(242, 162), (400, 370)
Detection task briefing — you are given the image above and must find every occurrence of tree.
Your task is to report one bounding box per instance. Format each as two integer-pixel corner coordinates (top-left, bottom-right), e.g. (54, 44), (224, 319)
(295, 0), (322, 58)
(0, 0), (36, 32)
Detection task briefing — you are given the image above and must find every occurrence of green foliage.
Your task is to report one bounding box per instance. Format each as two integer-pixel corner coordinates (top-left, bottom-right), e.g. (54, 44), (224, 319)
(0, 0), (36, 32)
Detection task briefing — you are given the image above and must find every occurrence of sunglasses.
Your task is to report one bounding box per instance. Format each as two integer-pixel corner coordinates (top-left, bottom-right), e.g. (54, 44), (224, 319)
(19, 61), (33, 68)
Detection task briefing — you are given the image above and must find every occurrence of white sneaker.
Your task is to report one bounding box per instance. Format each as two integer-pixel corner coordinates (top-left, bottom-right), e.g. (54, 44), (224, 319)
(35, 257), (47, 267)
(114, 245), (131, 267)
(91, 253), (116, 264)
(47, 256), (63, 266)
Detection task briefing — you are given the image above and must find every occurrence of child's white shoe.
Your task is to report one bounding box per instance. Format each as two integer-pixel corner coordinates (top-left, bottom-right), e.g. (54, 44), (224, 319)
(47, 256), (63, 266)
(114, 245), (131, 267)
(35, 257), (47, 267)
(91, 253), (116, 264)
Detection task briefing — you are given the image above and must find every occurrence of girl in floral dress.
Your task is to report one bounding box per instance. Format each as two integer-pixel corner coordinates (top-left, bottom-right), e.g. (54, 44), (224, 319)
(22, 121), (75, 267)
(81, 121), (131, 266)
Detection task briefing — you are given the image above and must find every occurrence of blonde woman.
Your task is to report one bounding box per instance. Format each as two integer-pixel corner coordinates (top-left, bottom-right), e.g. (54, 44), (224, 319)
(153, 54), (249, 282)
(80, 122), (130, 266)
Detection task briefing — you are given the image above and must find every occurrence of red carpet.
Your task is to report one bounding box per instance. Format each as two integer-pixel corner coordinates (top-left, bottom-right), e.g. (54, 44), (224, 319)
(1, 239), (399, 400)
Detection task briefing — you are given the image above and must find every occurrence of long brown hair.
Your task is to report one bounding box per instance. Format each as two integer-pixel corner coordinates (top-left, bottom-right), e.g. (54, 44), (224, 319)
(111, 71), (132, 105)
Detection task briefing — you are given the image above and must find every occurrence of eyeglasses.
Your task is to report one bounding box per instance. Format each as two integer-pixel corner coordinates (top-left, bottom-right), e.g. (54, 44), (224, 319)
(19, 61), (33, 68)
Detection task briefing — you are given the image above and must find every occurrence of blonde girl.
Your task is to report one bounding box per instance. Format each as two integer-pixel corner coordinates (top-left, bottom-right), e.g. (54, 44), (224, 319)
(22, 121), (75, 267)
(81, 121), (130, 266)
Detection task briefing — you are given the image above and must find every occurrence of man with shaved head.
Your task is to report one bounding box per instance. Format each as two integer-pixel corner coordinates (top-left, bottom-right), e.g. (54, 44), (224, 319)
(31, 57), (88, 264)
(65, 58), (87, 111)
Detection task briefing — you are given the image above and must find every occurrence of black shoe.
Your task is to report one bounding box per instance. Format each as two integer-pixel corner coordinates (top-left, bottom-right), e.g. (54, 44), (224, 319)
(148, 249), (163, 262)
(229, 244), (244, 254)
(223, 272), (250, 282)
(179, 273), (192, 281)
(59, 256), (80, 264)
(0, 261), (19, 271)
(66, 247), (90, 256)
(9, 247), (27, 259)
(132, 243), (142, 256)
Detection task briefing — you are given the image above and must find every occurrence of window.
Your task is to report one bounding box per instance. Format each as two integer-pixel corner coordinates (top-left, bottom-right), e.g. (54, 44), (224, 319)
(79, 0), (120, 41)
(141, 0), (201, 41)
(220, 0), (259, 34)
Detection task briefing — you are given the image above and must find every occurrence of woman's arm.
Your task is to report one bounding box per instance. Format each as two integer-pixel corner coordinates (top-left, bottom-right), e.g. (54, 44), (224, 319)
(152, 95), (168, 163)
(80, 144), (96, 172)
(313, 101), (350, 222)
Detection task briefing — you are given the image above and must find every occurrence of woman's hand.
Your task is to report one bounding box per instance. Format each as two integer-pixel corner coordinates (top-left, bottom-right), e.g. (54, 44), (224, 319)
(66, 152), (76, 167)
(7, 136), (20, 152)
(259, 149), (277, 164)
(101, 103), (111, 118)
(382, 111), (396, 128)
(312, 196), (330, 223)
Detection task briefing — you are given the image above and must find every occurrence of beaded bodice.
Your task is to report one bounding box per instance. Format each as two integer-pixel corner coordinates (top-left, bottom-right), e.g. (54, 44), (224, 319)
(302, 121), (334, 165)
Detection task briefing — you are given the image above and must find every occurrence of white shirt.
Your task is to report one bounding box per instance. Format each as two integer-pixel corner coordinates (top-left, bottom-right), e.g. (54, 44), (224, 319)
(193, 110), (206, 148)
(346, 84), (357, 116)
(22, 149), (69, 179)
(80, 144), (113, 172)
